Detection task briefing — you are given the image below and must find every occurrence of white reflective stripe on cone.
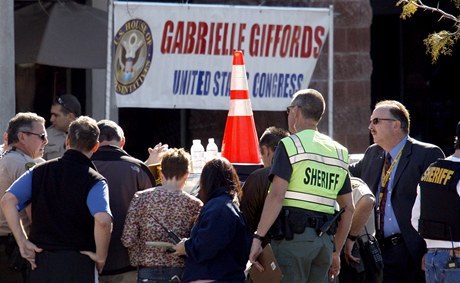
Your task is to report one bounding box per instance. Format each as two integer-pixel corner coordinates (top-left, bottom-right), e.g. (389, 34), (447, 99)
(231, 65), (248, 90)
(229, 99), (253, 116)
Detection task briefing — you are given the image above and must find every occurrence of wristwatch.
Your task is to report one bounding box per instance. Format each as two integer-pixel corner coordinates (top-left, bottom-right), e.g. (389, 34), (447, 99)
(253, 233), (266, 241)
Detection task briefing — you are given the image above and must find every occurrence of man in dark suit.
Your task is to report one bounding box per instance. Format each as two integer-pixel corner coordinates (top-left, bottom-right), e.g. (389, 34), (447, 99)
(349, 100), (445, 283)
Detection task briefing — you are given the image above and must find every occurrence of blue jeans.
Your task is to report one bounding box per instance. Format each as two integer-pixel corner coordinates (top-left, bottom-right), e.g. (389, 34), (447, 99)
(425, 249), (460, 283)
(137, 266), (183, 283)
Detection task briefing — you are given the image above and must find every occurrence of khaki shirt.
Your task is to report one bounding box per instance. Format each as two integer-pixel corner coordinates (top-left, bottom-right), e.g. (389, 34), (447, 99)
(0, 149), (43, 236)
(351, 177), (376, 238)
(44, 126), (66, 160)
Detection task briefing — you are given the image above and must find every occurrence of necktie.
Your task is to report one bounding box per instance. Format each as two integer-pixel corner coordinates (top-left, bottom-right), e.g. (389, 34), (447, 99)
(377, 153), (392, 239)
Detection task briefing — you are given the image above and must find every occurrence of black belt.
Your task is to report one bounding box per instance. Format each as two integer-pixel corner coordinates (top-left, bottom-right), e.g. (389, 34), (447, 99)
(291, 216), (328, 232)
(380, 233), (404, 249)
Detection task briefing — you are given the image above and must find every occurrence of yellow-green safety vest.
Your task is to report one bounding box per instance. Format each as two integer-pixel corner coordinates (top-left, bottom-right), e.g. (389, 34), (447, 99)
(281, 130), (349, 214)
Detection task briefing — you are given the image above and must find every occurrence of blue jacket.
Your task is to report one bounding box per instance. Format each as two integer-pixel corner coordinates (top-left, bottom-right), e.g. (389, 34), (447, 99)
(182, 187), (251, 282)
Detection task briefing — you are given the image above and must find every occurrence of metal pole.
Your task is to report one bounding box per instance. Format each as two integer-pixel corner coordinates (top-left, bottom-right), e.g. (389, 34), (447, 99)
(180, 109), (186, 148)
(105, 0), (114, 119)
(0, 0), (16, 133)
(328, 5), (334, 138)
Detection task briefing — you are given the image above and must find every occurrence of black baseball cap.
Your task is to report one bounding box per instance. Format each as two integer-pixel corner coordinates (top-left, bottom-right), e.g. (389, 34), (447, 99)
(55, 94), (81, 117)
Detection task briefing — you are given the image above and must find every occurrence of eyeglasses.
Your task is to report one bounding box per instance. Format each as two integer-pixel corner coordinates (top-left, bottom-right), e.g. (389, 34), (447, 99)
(286, 106), (296, 115)
(56, 97), (71, 113)
(370, 118), (397, 125)
(21, 131), (47, 141)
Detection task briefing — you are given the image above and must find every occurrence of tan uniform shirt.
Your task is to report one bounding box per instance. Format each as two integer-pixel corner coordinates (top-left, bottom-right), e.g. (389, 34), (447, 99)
(0, 149), (43, 236)
(44, 126), (66, 160)
(351, 177), (376, 238)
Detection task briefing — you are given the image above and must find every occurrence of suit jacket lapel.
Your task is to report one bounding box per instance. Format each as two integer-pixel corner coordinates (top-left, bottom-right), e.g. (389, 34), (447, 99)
(392, 138), (412, 190)
(370, 148), (386, 194)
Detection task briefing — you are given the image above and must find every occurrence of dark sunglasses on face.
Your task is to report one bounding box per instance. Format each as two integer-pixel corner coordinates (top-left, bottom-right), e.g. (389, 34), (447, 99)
(370, 118), (396, 125)
(21, 131), (47, 141)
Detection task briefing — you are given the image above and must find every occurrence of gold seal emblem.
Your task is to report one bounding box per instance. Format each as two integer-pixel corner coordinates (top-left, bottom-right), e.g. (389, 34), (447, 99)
(114, 19), (153, 95)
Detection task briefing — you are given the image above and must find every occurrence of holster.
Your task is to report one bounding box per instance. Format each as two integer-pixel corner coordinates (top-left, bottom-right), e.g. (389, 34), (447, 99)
(268, 207), (335, 241)
(322, 209), (342, 236)
(284, 208), (294, 240)
(267, 209), (285, 240)
(267, 208), (293, 240)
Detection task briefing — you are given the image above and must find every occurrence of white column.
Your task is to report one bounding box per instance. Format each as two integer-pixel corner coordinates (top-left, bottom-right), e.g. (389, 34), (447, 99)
(328, 5), (334, 139)
(89, 0), (117, 122)
(0, 0), (16, 133)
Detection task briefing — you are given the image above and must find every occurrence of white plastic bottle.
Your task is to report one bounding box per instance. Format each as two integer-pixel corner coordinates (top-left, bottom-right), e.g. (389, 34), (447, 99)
(190, 139), (205, 173)
(205, 138), (219, 161)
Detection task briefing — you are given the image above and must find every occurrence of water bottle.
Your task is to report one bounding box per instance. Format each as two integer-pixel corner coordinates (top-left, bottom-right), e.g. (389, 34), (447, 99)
(206, 138), (219, 161)
(190, 139), (205, 173)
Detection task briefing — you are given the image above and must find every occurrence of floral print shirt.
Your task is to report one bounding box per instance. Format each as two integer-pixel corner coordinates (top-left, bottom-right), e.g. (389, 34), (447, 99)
(121, 187), (202, 267)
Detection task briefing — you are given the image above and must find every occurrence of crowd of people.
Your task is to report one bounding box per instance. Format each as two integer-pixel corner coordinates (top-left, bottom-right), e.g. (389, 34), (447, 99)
(0, 90), (459, 283)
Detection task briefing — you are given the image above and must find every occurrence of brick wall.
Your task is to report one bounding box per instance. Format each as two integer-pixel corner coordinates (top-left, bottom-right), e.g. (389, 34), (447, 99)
(313, 0), (373, 153)
(189, 0), (372, 153)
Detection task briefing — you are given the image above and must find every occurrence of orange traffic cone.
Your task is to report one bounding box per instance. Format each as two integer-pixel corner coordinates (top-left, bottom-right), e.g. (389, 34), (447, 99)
(221, 51), (261, 164)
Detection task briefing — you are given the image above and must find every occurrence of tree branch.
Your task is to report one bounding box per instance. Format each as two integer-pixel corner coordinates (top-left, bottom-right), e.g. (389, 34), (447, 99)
(398, 0), (460, 63)
(399, 0), (458, 22)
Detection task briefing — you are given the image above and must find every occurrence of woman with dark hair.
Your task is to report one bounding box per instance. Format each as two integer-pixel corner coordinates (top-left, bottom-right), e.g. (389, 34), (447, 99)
(174, 158), (251, 283)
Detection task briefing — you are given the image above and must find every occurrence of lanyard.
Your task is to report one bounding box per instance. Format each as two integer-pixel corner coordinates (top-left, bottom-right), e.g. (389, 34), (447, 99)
(380, 147), (404, 188)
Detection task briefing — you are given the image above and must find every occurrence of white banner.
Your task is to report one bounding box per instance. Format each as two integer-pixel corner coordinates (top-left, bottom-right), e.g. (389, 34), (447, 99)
(113, 2), (330, 111)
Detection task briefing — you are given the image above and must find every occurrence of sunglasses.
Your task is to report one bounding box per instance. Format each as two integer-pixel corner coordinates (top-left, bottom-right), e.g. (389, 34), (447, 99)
(370, 118), (396, 125)
(21, 131), (47, 141)
(56, 97), (72, 113)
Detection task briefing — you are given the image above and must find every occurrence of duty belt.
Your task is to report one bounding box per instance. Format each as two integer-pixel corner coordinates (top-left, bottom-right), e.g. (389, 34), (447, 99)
(380, 233), (404, 250)
(287, 208), (330, 230)
(286, 207), (338, 238)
